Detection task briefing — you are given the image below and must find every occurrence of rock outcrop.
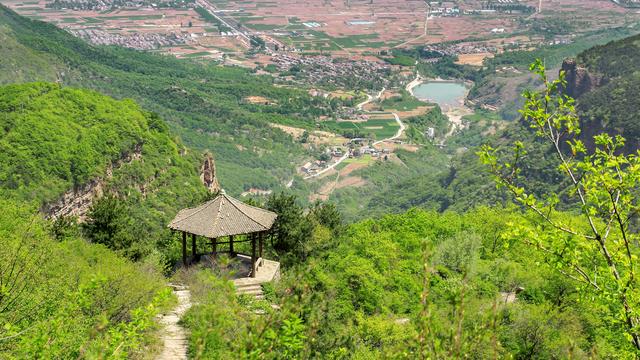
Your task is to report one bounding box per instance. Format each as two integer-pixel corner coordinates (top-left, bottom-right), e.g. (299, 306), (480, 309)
(43, 144), (143, 221)
(201, 153), (220, 193)
(561, 58), (603, 99)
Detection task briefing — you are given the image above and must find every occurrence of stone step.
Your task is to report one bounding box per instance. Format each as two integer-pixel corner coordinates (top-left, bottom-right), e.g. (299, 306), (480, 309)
(236, 284), (262, 289)
(237, 288), (263, 296)
(234, 283), (266, 301)
(235, 284), (262, 291)
(167, 283), (188, 291)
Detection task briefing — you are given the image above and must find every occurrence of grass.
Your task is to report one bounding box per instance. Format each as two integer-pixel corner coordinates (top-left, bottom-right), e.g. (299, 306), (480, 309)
(332, 34), (380, 48)
(326, 119), (399, 140)
(290, 32), (387, 50)
(381, 91), (429, 111)
(182, 51), (214, 58)
(244, 23), (281, 31)
(335, 154), (374, 171)
(82, 17), (104, 24)
(462, 109), (502, 123)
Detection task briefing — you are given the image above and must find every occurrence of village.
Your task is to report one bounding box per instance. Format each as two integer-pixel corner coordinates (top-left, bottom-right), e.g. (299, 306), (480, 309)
(47, 0), (194, 11)
(71, 28), (192, 50)
(299, 138), (395, 178)
(4, 0), (633, 66)
(271, 53), (392, 89)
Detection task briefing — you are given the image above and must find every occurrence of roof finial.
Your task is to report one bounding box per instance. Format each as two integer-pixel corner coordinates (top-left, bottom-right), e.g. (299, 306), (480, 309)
(219, 188), (226, 195)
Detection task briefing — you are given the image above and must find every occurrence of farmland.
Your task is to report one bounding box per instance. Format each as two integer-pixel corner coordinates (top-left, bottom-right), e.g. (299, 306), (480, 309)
(325, 118), (400, 140)
(2, 0), (639, 61)
(0, 0), (242, 57)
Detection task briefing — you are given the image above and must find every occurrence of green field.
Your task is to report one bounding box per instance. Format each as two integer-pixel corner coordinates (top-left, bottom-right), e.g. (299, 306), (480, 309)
(279, 29), (387, 51)
(181, 51), (214, 58)
(381, 90), (429, 111)
(326, 118), (399, 139)
(335, 154), (374, 171)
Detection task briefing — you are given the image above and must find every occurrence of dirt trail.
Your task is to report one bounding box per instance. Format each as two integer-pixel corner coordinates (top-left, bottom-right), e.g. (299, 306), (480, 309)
(157, 285), (192, 360)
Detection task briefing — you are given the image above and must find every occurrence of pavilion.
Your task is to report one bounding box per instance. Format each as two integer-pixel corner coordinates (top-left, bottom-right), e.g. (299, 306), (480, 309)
(168, 189), (277, 278)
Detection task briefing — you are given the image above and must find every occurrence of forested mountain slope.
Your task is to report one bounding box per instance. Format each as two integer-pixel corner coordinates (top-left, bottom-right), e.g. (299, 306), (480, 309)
(360, 33), (640, 217)
(0, 5), (328, 194)
(566, 34), (640, 150)
(0, 82), (208, 258)
(180, 207), (638, 357)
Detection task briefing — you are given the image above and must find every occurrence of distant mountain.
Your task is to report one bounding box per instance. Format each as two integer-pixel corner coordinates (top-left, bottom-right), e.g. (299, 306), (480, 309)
(0, 5), (327, 195)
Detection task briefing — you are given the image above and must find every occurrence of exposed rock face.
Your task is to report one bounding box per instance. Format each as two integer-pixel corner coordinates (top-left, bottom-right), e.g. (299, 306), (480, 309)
(201, 153), (220, 193)
(43, 144), (143, 221)
(561, 58), (603, 99)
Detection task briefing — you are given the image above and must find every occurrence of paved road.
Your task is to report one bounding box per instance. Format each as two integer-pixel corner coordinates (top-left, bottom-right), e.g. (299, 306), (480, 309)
(303, 152), (350, 180)
(196, 0), (251, 43)
(356, 87), (385, 111)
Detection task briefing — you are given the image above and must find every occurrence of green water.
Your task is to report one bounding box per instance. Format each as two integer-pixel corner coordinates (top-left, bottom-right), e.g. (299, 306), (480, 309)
(412, 81), (467, 108)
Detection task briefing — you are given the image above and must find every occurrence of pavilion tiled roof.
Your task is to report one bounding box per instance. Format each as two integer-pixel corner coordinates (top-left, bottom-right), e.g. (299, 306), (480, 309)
(167, 190), (277, 238)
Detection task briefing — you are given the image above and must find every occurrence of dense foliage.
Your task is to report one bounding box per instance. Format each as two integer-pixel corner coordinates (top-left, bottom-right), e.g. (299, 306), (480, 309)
(2, 6), (640, 359)
(183, 207), (637, 357)
(0, 82), (208, 259)
(0, 200), (172, 358)
(572, 33), (640, 151)
(482, 60), (640, 351)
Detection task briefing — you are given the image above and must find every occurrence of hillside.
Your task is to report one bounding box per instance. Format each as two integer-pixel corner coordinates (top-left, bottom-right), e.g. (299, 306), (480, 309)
(0, 4), (329, 195)
(350, 32), (640, 217)
(0, 82), (209, 257)
(0, 197), (171, 358)
(565, 33), (640, 150)
(178, 207), (638, 357)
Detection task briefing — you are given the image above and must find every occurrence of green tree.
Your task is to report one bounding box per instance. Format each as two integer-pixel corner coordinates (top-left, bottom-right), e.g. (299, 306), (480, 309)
(300, 130), (310, 143)
(50, 215), (80, 241)
(308, 201), (342, 235)
(480, 59), (640, 352)
(83, 195), (135, 256)
(266, 193), (313, 263)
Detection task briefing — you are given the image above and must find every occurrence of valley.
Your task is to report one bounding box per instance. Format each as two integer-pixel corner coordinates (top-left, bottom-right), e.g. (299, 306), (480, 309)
(3, 0), (640, 359)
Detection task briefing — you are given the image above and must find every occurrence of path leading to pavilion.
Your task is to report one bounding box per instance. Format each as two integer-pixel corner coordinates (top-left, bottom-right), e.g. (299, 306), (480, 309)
(157, 284), (192, 360)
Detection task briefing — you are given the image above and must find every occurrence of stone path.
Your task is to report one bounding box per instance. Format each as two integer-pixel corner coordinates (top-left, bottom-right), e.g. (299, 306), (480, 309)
(157, 284), (192, 360)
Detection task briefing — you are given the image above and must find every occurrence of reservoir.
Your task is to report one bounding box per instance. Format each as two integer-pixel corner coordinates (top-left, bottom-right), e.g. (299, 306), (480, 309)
(411, 81), (468, 109)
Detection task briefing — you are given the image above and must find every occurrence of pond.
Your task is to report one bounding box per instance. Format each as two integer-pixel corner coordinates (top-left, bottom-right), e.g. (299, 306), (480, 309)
(411, 81), (468, 109)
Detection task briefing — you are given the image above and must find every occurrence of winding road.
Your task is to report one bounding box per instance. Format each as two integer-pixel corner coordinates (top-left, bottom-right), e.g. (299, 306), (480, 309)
(373, 112), (405, 146)
(304, 87), (405, 180)
(356, 87), (385, 111)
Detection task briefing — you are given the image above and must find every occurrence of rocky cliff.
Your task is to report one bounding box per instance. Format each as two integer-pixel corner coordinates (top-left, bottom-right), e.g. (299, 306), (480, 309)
(201, 153), (220, 193)
(43, 144), (143, 220)
(560, 58), (603, 99)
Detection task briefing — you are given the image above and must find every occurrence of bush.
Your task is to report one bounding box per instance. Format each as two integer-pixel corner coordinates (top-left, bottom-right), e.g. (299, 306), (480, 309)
(0, 200), (169, 358)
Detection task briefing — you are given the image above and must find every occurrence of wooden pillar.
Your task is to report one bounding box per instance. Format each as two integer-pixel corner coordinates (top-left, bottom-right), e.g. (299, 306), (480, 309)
(259, 232), (264, 266)
(251, 234), (257, 278)
(211, 237), (217, 257)
(191, 233), (197, 263)
(182, 231), (187, 266)
(229, 235), (235, 256)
